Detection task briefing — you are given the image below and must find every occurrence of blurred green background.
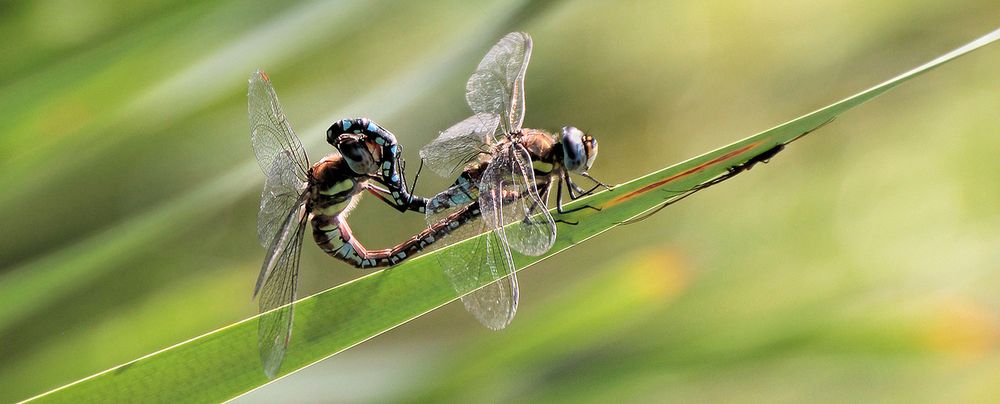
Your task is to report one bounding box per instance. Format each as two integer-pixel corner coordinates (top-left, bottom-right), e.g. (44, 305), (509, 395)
(2, 0), (999, 402)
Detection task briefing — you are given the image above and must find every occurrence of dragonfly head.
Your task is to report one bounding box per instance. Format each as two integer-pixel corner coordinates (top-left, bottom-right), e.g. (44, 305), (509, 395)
(330, 132), (379, 175)
(559, 126), (598, 173)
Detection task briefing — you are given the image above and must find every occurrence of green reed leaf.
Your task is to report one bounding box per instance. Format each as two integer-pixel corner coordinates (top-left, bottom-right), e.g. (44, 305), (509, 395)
(24, 27), (1000, 404)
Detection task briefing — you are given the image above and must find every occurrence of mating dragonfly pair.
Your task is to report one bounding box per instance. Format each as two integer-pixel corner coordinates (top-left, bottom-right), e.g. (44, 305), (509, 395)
(250, 33), (608, 377)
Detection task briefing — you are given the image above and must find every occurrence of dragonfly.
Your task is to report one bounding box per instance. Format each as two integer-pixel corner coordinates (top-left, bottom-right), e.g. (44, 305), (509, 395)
(417, 32), (608, 330)
(248, 70), (475, 377)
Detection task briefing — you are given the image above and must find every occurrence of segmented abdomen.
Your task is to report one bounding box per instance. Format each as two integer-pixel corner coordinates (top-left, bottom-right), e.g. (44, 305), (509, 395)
(311, 180), (481, 269)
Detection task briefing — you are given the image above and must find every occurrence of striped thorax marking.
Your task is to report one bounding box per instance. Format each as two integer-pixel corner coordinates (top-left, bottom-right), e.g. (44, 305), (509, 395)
(318, 179), (354, 196)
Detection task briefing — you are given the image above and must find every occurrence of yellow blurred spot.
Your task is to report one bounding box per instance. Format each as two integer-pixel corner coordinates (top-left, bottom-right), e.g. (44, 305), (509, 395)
(625, 249), (690, 301)
(922, 298), (1000, 359)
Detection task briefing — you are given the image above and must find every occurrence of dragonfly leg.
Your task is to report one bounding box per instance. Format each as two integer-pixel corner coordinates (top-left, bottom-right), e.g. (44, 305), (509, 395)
(566, 176), (603, 200)
(572, 172), (612, 198)
(555, 178), (600, 225)
(370, 179), (429, 213)
(554, 183), (580, 224)
(408, 159), (425, 203)
(581, 172), (612, 191)
(366, 183), (428, 214)
(366, 184), (396, 205)
(558, 175), (601, 213)
(564, 175), (583, 198)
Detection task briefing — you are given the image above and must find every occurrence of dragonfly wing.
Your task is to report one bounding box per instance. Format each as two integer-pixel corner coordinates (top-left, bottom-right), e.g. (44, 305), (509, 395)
(257, 152), (308, 247)
(459, 229), (519, 330)
(250, 69), (311, 249)
(426, 181), (518, 330)
(466, 32), (532, 136)
(419, 113), (499, 178)
(249, 69), (310, 180)
(480, 144), (556, 256)
(255, 193), (308, 378)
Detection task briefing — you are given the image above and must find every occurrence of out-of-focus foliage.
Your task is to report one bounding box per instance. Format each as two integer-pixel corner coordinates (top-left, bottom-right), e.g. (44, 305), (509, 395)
(1, 0), (999, 402)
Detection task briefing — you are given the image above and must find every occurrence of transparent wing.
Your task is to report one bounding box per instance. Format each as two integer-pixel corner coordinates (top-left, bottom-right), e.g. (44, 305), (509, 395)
(255, 193), (308, 378)
(425, 180), (518, 330)
(456, 228), (519, 330)
(249, 69), (310, 182)
(257, 152), (308, 247)
(419, 113), (499, 178)
(479, 143), (556, 256)
(466, 32), (532, 136)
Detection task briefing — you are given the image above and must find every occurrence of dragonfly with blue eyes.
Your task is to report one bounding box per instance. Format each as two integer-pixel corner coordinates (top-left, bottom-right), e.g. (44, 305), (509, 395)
(418, 32), (609, 330)
(248, 70), (476, 377)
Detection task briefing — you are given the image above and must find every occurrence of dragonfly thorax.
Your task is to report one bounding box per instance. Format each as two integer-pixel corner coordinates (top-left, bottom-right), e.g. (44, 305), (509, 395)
(515, 127), (598, 176)
(309, 154), (364, 199)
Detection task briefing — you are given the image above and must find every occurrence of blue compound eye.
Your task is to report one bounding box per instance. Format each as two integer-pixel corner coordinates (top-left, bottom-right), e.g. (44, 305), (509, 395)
(560, 126), (587, 172)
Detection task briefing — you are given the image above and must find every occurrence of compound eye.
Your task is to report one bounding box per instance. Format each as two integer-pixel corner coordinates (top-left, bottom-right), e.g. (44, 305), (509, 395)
(343, 143), (365, 161)
(560, 126), (587, 172)
(336, 136), (376, 174)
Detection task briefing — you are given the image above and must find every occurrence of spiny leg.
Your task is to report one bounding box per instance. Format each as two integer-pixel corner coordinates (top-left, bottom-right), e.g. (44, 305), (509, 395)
(552, 178), (593, 224)
(408, 159), (425, 205)
(572, 172), (612, 198)
(560, 174), (601, 213)
(366, 183), (427, 213)
(566, 176), (603, 200)
(581, 172), (612, 191)
(366, 184), (397, 207)
(553, 181), (578, 225)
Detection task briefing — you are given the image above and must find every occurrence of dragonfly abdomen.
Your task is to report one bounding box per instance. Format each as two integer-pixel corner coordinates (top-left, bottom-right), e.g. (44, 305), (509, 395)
(312, 202), (482, 269)
(425, 169), (484, 215)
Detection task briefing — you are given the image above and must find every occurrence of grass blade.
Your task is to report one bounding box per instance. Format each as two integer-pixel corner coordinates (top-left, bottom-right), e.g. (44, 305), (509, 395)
(25, 27), (1000, 404)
